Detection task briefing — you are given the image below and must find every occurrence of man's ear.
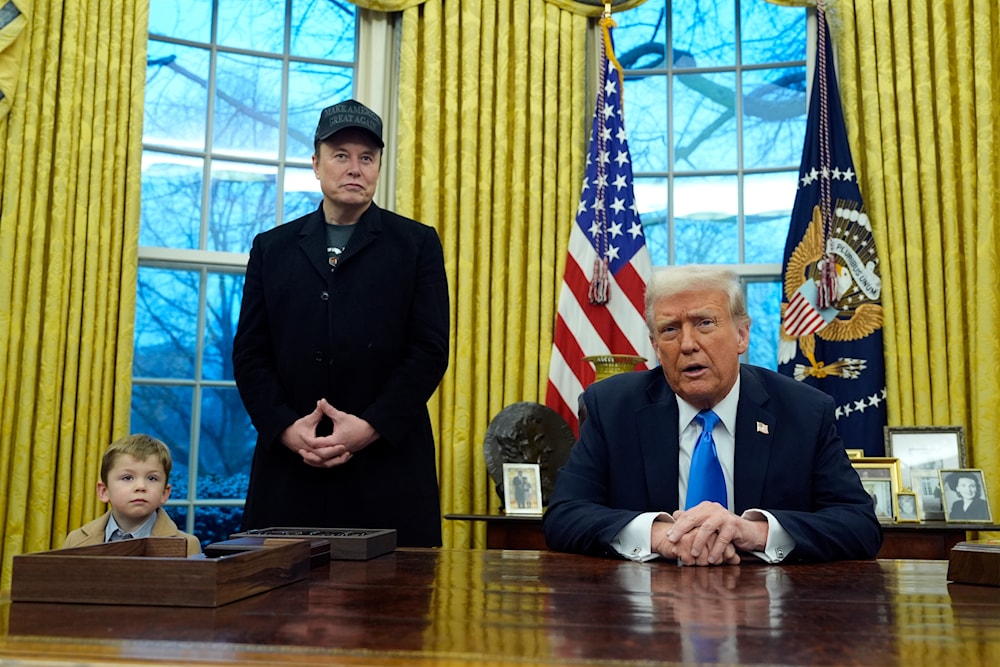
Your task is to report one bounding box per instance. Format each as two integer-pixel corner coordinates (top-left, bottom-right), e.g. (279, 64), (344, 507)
(161, 483), (172, 504)
(96, 481), (110, 504)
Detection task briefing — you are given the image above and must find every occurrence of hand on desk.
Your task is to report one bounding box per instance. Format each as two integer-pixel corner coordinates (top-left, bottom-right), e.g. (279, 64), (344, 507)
(651, 501), (768, 566)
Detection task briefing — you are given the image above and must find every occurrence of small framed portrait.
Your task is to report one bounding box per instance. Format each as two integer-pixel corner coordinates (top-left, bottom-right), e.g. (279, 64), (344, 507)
(845, 449), (865, 460)
(911, 469), (946, 521)
(502, 463), (543, 515)
(884, 425), (966, 489)
(852, 459), (900, 524)
(939, 468), (993, 523)
(895, 491), (920, 523)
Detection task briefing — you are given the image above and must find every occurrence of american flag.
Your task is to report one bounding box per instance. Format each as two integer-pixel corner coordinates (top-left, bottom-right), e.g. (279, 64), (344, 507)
(545, 18), (654, 435)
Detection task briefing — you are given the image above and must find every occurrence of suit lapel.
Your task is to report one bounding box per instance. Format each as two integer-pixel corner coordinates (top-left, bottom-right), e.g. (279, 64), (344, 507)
(733, 366), (776, 512)
(300, 208), (333, 280)
(637, 374), (681, 512)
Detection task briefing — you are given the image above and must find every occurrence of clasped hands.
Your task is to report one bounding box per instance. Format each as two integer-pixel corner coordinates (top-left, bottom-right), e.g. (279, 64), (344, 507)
(281, 398), (378, 468)
(651, 501), (769, 566)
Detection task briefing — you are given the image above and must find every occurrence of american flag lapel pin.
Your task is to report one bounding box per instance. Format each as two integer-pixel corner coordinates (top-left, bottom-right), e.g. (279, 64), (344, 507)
(756, 421), (769, 435)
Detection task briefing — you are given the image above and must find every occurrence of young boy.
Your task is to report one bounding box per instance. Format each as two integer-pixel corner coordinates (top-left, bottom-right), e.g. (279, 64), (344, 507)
(63, 434), (202, 555)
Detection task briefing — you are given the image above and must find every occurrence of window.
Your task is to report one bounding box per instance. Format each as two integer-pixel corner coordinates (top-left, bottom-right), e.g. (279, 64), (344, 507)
(133, 0), (359, 546)
(613, 0), (807, 367)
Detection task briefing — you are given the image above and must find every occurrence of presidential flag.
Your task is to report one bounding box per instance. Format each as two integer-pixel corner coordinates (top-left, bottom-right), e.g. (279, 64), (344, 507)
(778, 5), (887, 456)
(546, 16), (654, 435)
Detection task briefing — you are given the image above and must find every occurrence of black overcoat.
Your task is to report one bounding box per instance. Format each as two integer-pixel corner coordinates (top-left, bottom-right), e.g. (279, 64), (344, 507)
(233, 203), (450, 546)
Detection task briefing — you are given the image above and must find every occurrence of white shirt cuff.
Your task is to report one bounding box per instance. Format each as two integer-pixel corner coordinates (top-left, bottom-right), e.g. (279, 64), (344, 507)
(611, 512), (673, 561)
(742, 509), (795, 562)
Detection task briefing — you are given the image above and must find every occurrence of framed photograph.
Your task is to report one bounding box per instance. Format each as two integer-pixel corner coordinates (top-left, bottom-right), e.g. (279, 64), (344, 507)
(502, 463), (543, 515)
(884, 425), (967, 491)
(845, 449), (865, 460)
(939, 468), (993, 523)
(895, 491), (920, 523)
(852, 459), (900, 524)
(911, 468), (946, 521)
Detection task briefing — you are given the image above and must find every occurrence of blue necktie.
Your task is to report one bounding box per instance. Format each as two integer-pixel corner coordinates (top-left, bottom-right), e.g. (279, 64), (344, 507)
(685, 409), (727, 509)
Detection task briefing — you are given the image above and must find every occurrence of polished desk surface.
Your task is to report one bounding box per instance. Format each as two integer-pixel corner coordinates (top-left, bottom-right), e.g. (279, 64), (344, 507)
(1, 548), (998, 666)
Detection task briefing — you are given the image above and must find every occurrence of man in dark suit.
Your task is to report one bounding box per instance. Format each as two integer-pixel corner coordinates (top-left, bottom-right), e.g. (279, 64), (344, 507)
(233, 99), (449, 546)
(543, 265), (881, 564)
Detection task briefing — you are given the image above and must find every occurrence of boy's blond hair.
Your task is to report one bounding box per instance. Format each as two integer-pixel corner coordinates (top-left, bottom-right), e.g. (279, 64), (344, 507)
(100, 434), (173, 485)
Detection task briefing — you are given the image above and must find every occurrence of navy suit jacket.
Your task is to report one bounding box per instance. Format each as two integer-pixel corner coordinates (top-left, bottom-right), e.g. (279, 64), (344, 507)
(542, 366), (883, 562)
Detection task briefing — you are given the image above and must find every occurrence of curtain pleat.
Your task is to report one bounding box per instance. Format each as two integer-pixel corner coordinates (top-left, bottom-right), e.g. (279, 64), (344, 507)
(395, 0), (588, 547)
(0, 0), (143, 590)
(834, 0), (999, 529)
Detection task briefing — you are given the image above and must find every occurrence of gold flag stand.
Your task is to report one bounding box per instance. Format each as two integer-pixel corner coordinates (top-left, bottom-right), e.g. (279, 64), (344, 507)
(583, 354), (646, 383)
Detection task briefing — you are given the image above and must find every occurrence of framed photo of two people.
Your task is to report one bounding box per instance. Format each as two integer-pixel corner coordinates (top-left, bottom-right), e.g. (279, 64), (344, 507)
(503, 463), (543, 515)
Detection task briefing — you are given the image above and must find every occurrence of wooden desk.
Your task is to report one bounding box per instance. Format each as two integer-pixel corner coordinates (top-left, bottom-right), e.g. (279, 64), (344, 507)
(2, 549), (999, 666)
(446, 513), (998, 559)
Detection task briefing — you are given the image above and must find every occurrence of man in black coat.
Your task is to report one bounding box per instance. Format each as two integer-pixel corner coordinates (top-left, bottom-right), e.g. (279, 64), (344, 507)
(233, 99), (449, 546)
(543, 265), (882, 564)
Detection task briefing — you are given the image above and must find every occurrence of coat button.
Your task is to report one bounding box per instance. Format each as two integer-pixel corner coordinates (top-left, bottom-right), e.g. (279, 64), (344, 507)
(320, 291), (329, 301)
(314, 352), (324, 362)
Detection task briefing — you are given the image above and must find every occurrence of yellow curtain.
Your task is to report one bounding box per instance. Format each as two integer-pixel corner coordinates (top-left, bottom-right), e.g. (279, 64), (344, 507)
(394, 0), (589, 547)
(0, 0), (144, 590)
(830, 0), (1000, 532)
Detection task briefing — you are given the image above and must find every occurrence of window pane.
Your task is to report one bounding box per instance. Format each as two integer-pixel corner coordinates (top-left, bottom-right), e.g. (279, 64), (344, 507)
(674, 71), (737, 171)
(613, 0), (666, 71)
(145, 42), (210, 151)
(203, 273), (245, 381)
(286, 62), (355, 161)
(742, 66), (807, 168)
(742, 2), (806, 65)
(291, 0), (357, 61)
(213, 53), (284, 159)
(133, 267), (200, 379)
(623, 76), (668, 173)
(673, 0), (736, 68)
(209, 161), (278, 251)
(673, 175), (738, 264)
(148, 0), (211, 42)
(743, 172), (795, 263)
(634, 177), (668, 265)
(140, 152), (203, 250)
(284, 166), (323, 220)
(218, 0), (286, 53)
(746, 280), (782, 370)
(199, 386), (255, 487)
(130, 385), (194, 460)
(194, 506), (244, 546)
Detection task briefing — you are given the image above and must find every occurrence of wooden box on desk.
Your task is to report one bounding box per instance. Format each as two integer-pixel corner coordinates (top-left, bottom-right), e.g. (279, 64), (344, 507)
(229, 527), (397, 560)
(947, 540), (1000, 587)
(10, 537), (311, 607)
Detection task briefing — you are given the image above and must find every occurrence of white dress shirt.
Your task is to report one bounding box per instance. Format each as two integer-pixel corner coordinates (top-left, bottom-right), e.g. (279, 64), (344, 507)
(611, 377), (795, 563)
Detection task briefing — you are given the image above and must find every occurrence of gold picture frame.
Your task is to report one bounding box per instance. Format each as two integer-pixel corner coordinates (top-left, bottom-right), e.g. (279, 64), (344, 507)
(852, 458), (901, 524)
(939, 468), (993, 523)
(894, 491), (920, 523)
(845, 449), (865, 460)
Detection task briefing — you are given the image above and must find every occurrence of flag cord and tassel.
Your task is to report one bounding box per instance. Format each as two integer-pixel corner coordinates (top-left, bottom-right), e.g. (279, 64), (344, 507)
(588, 8), (623, 305)
(815, 0), (840, 309)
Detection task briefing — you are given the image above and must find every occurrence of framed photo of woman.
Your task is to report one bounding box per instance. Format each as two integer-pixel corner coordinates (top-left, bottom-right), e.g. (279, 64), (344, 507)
(895, 491), (920, 523)
(939, 469), (993, 523)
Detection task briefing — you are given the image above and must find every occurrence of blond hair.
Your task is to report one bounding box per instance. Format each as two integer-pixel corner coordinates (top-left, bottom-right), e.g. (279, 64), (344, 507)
(100, 434), (173, 485)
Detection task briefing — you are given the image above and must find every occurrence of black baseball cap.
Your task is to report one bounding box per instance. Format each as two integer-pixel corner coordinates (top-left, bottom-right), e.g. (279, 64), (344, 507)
(314, 99), (384, 148)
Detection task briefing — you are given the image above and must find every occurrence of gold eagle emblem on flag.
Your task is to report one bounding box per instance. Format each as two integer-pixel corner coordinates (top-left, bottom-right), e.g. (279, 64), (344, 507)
(779, 200), (883, 381)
